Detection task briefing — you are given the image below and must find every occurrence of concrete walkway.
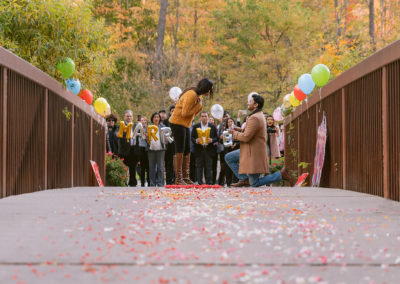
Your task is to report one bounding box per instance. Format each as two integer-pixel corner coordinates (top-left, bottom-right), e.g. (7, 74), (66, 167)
(0, 186), (400, 283)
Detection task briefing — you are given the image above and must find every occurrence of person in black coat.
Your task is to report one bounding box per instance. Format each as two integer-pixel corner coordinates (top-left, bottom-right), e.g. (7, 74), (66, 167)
(106, 113), (119, 155)
(118, 110), (139, 187)
(164, 105), (176, 184)
(191, 111), (218, 185)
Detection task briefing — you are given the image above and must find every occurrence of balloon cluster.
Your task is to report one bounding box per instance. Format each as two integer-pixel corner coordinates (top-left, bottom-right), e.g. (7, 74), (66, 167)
(57, 57), (111, 117)
(273, 63), (330, 122)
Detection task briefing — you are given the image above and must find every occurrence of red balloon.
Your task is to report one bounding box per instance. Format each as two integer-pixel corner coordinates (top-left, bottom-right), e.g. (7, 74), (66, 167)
(79, 89), (93, 105)
(294, 85), (306, 101)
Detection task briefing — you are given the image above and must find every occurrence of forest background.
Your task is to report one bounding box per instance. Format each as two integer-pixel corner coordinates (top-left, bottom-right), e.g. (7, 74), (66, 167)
(1, 0), (400, 119)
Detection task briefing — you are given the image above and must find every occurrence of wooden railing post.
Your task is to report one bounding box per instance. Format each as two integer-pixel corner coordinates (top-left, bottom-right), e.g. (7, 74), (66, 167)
(71, 105), (74, 187)
(382, 66), (389, 199)
(297, 118), (300, 177)
(341, 88), (347, 189)
(2, 68), (7, 198)
(44, 89), (48, 190)
(90, 118), (93, 186)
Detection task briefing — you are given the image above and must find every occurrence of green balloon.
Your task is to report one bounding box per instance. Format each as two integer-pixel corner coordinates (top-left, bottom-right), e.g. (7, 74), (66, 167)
(311, 64), (330, 87)
(57, 57), (75, 79)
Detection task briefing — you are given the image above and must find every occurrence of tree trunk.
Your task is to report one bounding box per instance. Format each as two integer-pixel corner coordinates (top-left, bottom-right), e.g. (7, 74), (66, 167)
(369, 0), (376, 51)
(343, 0), (348, 35)
(334, 0), (341, 45)
(193, 0), (198, 43)
(154, 0), (168, 108)
(174, 0), (179, 57)
(380, 0), (385, 39)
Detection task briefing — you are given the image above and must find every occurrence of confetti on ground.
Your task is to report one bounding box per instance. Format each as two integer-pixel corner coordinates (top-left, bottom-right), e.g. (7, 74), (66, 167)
(0, 186), (400, 283)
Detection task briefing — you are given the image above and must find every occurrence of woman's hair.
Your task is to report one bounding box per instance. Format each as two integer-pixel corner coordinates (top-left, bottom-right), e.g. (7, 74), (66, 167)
(150, 112), (161, 123)
(224, 117), (235, 129)
(105, 113), (118, 122)
(179, 78), (214, 99)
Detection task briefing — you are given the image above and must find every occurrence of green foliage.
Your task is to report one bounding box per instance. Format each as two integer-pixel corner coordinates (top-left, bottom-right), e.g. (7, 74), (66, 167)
(269, 157), (284, 173)
(106, 154), (128, 186)
(62, 106), (72, 121)
(210, 0), (329, 113)
(0, 0), (112, 89)
(97, 53), (152, 116)
(298, 161), (310, 169)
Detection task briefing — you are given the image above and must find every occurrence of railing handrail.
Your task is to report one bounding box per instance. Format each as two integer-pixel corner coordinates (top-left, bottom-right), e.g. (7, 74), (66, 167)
(0, 47), (105, 125)
(286, 39), (400, 123)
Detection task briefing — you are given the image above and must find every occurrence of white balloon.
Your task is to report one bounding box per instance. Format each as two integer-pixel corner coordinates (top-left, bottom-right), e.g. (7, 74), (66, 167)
(248, 92), (259, 102)
(169, 87), (182, 101)
(211, 104), (224, 120)
(283, 94), (291, 108)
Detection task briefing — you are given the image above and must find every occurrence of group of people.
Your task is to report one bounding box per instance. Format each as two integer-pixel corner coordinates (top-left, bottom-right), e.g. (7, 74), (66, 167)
(106, 78), (295, 187)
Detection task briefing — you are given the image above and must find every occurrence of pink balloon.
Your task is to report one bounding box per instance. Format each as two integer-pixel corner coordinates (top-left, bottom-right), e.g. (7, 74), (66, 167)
(273, 107), (284, 121)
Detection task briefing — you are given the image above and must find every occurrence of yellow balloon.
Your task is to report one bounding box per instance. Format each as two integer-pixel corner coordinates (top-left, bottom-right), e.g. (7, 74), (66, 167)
(283, 94), (291, 108)
(289, 93), (300, 107)
(94, 98), (108, 114)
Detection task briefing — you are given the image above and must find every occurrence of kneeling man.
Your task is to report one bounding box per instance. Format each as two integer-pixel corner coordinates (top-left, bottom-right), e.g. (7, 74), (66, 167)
(225, 94), (295, 187)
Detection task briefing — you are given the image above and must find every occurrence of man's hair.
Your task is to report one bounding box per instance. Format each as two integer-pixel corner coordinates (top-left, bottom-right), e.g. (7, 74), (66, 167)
(223, 110), (230, 117)
(124, 110), (133, 116)
(105, 113), (118, 122)
(159, 110), (166, 114)
(200, 111), (208, 116)
(252, 94), (264, 109)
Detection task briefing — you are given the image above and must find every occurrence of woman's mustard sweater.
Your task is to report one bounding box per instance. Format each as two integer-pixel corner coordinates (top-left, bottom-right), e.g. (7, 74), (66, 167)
(169, 90), (203, 128)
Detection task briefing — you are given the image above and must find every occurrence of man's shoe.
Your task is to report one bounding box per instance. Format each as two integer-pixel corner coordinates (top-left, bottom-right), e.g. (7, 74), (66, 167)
(280, 168), (296, 187)
(231, 179), (250, 187)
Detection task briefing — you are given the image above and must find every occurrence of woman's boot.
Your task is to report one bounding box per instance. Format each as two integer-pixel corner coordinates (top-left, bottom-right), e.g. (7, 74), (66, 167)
(174, 153), (185, 185)
(183, 154), (195, 185)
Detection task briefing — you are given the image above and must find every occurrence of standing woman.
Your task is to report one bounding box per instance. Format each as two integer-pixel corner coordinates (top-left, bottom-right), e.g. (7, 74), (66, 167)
(138, 116), (150, 186)
(147, 112), (167, 186)
(266, 115), (281, 163)
(169, 78), (214, 185)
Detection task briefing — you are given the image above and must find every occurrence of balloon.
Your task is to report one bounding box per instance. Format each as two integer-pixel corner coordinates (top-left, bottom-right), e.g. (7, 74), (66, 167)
(273, 107), (284, 122)
(311, 64), (330, 87)
(169, 87), (182, 101)
(248, 92), (258, 102)
(65, 78), (81, 95)
(211, 104), (224, 120)
(298, 73), (315, 95)
(283, 94), (291, 108)
(280, 104), (293, 116)
(294, 85), (306, 101)
(160, 127), (174, 144)
(79, 89), (93, 105)
(57, 57), (75, 79)
(104, 104), (111, 116)
(289, 93), (300, 107)
(94, 98), (108, 114)
(147, 125), (159, 143)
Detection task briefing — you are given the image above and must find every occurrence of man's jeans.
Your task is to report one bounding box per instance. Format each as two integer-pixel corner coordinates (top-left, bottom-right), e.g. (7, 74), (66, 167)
(225, 149), (282, 187)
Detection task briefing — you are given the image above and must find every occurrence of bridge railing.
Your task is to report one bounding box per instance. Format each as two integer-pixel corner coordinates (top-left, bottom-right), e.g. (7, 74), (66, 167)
(284, 40), (400, 201)
(0, 47), (106, 198)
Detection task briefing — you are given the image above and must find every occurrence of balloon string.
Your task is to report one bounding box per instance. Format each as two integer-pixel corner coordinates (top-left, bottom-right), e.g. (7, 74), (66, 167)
(305, 98), (309, 119)
(318, 88), (322, 113)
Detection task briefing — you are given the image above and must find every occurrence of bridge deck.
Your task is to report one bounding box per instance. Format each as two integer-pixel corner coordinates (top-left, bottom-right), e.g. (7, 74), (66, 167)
(1, 186), (399, 283)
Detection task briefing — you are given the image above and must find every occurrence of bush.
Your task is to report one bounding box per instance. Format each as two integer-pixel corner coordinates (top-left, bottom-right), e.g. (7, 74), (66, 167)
(106, 153), (128, 186)
(0, 0), (112, 89)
